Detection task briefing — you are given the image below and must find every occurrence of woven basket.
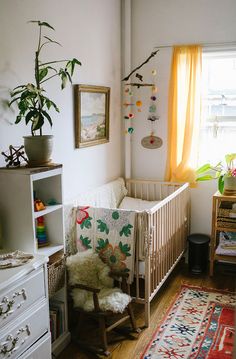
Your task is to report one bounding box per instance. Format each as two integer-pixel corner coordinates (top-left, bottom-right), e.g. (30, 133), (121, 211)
(218, 208), (231, 218)
(217, 207), (236, 228)
(48, 250), (65, 298)
(217, 220), (236, 229)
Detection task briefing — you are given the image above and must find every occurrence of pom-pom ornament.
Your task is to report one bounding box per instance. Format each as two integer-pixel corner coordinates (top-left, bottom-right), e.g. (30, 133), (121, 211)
(149, 104), (156, 113)
(152, 86), (158, 93)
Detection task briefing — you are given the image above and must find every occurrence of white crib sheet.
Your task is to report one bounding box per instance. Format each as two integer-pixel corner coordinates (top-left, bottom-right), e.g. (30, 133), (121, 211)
(119, 196), (160, 211)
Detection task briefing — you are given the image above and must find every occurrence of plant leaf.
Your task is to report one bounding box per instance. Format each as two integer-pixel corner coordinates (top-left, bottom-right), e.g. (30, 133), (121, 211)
(15, 115), (22, 124)
(225, 153), (236, 168)
(65, 69), (72, 83)
(42, 110), (53, 127)
(45, 98), (60, 112)
(196, 175), (215, 181)
(29, 20), (55, 30)
(196, 163), (211, 174)
(46, 66), (57, 73)
(218, 175), (224, 194)
(10, 88), (25, 97)
(66, 58), (82, 76)
(39, 68), (48, 82)
(25, 110), (38, 125)
(60, 70), (67, 89)
(43, 36), (61, 46)
(8, 96), (21, 107)
(32, 113), (44, 131)
(72, 58), (82, 66)
(39, 21), (55, 30)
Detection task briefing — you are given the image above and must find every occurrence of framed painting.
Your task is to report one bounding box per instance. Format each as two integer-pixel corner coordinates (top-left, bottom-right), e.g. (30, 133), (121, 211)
(74, 84), (110, 148)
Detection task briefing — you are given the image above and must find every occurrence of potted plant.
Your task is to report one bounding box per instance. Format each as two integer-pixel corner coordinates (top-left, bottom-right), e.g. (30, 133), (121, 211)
(196, 153), (236, 195)
(9, 20), (81, 166)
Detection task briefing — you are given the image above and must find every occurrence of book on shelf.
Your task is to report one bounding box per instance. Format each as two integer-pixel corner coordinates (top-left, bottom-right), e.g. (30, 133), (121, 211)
(49, 299), (65, 341)
(49, 309), (57, 342)
(216, 231), (236, 256)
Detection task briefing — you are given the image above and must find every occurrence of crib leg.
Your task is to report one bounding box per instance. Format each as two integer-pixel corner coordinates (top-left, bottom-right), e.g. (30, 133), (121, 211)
(144, 300), (150, 328)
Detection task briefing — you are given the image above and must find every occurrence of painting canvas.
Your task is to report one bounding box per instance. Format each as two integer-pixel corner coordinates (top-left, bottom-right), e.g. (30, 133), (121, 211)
(74, 85), (110, 148)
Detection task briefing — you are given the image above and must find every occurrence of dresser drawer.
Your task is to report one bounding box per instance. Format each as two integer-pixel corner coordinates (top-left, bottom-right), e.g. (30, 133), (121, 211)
(0, 267), (46, 329)
(0, 300), (49, 359)
(20, 333), (51, 359)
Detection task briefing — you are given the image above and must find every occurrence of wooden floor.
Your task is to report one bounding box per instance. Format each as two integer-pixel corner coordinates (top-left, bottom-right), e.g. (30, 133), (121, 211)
(57, 261), (235, 359)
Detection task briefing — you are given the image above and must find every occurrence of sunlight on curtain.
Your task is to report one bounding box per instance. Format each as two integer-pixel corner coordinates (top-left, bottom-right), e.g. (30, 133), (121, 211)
(165, 45), (202, 185)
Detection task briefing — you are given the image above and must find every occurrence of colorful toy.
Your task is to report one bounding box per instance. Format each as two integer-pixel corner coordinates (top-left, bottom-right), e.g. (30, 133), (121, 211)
(34, 199), (46, 212)
(36, 216), (49, 247)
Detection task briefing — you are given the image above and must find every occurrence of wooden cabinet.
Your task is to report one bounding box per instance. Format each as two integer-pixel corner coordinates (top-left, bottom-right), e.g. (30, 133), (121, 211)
(0, 256), (50, 359)
(210, 191), (236, 276)
(0, 165), (70, 356)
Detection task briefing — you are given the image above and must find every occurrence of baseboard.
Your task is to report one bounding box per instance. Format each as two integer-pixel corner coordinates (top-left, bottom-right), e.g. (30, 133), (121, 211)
(52, 331), (71, 357)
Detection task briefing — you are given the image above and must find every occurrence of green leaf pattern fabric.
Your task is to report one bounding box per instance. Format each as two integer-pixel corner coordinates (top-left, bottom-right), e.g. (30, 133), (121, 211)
(76, 206), (136, 283)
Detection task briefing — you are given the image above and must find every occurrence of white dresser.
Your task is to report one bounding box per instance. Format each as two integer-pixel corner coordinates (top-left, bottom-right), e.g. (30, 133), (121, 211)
(0, 256), (51, 359)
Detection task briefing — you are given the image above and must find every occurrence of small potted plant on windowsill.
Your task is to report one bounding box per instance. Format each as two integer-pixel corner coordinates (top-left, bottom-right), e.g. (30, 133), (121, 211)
(196, 153), (236, 195)
(9, 20), (81, 167)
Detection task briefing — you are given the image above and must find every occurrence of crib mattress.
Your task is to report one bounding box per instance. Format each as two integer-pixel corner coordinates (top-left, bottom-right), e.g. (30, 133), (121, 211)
(119, 196), (160, 211)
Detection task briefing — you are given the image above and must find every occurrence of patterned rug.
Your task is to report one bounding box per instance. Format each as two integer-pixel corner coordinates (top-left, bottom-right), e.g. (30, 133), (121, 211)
(141, 285), (235, 359)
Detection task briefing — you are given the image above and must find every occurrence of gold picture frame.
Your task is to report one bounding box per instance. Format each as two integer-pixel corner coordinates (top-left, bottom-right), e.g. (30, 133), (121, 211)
(74, 84), (110, 148)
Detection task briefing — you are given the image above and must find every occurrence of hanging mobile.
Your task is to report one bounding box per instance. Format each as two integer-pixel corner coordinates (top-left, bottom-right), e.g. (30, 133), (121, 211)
(141, 119), (163, 149)
(141, 73), (163, 149)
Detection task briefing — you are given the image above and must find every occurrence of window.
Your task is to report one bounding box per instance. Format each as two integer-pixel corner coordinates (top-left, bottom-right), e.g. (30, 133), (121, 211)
(197, 51), (236, 166)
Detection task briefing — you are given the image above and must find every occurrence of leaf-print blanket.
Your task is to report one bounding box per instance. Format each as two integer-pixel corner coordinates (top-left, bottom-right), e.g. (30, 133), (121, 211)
(76, 206), (136, 283)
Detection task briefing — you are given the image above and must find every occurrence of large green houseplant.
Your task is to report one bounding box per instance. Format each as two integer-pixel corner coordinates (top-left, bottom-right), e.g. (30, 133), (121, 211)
(196, 153), (236, 195)
(9, 20), (81, 166)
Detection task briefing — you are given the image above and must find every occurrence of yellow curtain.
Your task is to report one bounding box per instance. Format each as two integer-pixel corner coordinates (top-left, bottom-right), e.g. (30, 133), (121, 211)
(165, 45), (202, 185)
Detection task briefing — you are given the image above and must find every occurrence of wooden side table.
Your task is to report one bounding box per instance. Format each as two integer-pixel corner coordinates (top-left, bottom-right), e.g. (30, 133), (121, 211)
(210, 191), (236, 276)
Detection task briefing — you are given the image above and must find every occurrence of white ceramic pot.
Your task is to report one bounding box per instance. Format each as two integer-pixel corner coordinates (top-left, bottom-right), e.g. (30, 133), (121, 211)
(223, 176), (236, 196)
(24, 135), (53, 167)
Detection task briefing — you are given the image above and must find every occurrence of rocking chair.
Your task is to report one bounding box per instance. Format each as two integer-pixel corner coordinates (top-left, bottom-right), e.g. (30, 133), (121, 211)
(66, 251), (139, 356)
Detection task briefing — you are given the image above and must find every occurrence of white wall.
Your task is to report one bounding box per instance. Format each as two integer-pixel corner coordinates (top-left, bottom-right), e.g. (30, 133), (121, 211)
(0, 0), (122, 201)
(130, 0), (236, 234)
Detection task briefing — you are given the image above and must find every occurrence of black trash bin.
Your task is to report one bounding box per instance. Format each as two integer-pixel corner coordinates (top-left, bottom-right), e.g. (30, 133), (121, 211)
(187, 233), (210, 274)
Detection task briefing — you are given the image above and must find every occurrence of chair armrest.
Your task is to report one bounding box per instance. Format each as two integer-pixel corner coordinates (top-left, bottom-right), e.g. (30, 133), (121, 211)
(69, 283), (100, 294)
(109, 270), (129, 279)
(69, 283), (101, 311)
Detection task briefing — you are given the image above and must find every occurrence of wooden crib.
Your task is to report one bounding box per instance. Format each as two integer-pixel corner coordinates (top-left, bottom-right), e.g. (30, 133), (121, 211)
(125, 179), (190, 327)
(65, 178), (190, 328)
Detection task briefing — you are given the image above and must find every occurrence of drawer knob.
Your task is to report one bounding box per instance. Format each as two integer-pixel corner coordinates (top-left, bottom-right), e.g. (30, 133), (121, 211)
(0, 289), (27, 319)
(0, 298), (14, 318)
(0, 325), (30, 356)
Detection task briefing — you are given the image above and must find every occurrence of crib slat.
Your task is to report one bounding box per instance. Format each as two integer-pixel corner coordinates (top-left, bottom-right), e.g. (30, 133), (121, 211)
(125, 178), (189, 328)
(154, 211), (158, 289)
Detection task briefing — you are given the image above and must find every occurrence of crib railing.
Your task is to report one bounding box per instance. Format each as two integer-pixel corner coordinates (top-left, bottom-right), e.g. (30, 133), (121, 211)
(126, 178), (182, 201)
(126, 179), (190, 326)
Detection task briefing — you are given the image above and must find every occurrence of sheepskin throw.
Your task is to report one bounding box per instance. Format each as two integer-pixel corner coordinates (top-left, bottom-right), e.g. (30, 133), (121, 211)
(66, 251), (132, 313)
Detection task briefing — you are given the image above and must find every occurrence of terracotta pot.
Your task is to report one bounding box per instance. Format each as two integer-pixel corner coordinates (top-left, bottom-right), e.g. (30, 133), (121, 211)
(223, 176), (236, 196)
(24, 135), (53, 167)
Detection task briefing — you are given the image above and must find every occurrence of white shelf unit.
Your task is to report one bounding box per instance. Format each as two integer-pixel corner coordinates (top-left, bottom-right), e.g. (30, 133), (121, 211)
(0, 164), (70, 356)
